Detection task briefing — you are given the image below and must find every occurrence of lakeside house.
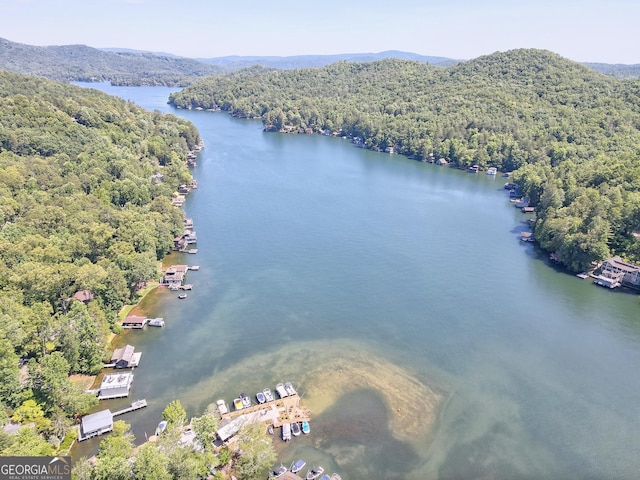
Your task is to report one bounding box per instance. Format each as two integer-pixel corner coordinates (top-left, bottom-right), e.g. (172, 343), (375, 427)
(594, 256), (640, 289)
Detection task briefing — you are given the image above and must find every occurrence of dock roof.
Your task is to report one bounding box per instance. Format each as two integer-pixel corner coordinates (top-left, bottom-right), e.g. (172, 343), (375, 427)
(81, 409), (113, 434)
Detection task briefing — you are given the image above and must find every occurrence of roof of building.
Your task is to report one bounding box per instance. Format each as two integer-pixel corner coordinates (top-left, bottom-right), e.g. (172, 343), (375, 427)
(81, 409), (113, 434)
(73, 290), (95, 302)
(111, 345), (135, 364)
(123, 316), (146, 325)
(603, 256), (640, 273)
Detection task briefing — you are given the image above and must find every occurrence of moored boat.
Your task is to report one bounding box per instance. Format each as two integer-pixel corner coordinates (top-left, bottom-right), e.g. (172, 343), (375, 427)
(240, 393), (251, 408)
(284, 381), (296, 395)
(270, 464), (287, 478)
(282, 423), (291, 441)
(233, 397), (243, 410)
(276, 383), (288, 398)
(290, 459), (306, 474)
(216, 399), (228, 415)
(263, 388), (274, 402)
(320, 476), (330, 480)
(178, 293), (187, 299)
(330, 475), (342, 480)
(305, 466), (324, 480)
(291, 421), (301, 436)
(156, 420), (168, 435)
(268, 425), (274, 435)
(256, 391), (266, 404)
(301, 420), (310, 434)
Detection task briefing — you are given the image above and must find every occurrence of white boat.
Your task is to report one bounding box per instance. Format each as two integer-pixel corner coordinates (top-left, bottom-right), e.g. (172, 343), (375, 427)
(148, 318), (164, 327)
(263, 388), (274, 402)
(156, 420), (168, 435)
(487, 167), (497, 175)
(216, 399), (228, 415)
(270, 464), (287, 478)
(240, 393), (251, 408)
(233, 397), (243, 410)
(290, 460), (306, 474)
(305, 466), (324, 480)
(284, 381), (296, 396)
(276, 383), (288, 398)
(291, 421), (301, 436)
(178, 293), (187, 299)
(282, 423), (291, 441)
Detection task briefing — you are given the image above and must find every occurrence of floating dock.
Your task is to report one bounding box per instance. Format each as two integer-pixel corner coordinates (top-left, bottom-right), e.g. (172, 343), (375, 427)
(113, 399), (147, 417)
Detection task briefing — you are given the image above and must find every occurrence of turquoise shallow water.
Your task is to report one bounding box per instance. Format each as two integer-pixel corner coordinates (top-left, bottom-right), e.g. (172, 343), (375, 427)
(75, 83), (640, 479)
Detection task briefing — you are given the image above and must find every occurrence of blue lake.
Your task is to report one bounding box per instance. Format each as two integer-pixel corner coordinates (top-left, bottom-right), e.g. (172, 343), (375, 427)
(74, 83), (640, 480)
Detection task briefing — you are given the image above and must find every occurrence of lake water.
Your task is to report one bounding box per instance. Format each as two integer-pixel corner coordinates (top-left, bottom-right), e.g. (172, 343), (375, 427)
(75, 83), (640, 479)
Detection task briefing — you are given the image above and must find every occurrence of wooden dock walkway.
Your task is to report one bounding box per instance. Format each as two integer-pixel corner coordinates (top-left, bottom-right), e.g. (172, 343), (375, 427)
(221, 394), (310, 428)
(113, 399), (147, 417)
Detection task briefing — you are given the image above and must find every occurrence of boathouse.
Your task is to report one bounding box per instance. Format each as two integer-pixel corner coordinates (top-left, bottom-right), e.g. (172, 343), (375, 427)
(122, 315), (147, 329)
(78, 409), (113, 441)
(162, 265), (189, 287)
(110, 345), (141, 369)
(98, 372), (134, 399)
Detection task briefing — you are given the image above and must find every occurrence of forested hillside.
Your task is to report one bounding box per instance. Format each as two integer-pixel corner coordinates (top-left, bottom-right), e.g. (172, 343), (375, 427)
(170, 49), (640, 272)
(0, 70), (199, 454)
(0, 37), (221, 85)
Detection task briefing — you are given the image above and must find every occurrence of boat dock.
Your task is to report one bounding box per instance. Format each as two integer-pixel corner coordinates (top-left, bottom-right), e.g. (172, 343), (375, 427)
(221, 393), (310, 428)
(113, 399), (148, 417)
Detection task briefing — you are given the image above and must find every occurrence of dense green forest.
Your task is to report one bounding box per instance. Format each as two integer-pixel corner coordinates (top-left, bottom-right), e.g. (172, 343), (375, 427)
(0, 70), (200, 455)
(169, 49), (640, 273)
(0, 38), (222, 86)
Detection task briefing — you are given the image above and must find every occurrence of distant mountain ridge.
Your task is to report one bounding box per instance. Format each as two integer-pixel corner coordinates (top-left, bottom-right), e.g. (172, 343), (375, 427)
(194, 50), (461, 69)
(0, 37), (221, 85)
(1, 37), (639, 82)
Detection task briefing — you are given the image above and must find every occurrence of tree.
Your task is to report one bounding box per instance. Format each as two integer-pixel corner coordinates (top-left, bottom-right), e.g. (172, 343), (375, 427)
(191, 409), (219, 453)
(1, 426), (55, 456)
(92, 420), (134, 480)
(133, 442), (171, 480)
(162, 399), (187, 429)
(233, 422), (277, 480)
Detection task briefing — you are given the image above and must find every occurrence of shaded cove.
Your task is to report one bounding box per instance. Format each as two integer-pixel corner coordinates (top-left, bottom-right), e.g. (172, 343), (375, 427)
(76, 83), (640, 480)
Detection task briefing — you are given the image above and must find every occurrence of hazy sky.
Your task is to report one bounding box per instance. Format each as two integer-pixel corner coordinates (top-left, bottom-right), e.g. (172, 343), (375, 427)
(2, 0), (639, 63)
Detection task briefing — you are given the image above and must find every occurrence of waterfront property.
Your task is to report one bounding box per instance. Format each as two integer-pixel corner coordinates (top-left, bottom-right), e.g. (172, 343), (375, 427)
(122, 315), (147, 329)
(110, 344), (141, 369)
(78, 409), (113, 441)
(79, 400), (147, 441)
(98, 371), (134, 399)
(594, 256), (640, 289)
(162, 264), (189, 287)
